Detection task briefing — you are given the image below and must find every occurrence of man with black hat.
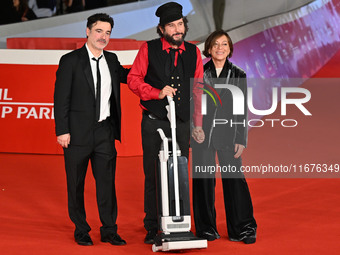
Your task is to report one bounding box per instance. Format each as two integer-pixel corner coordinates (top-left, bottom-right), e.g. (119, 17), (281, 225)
(127, 1), (204, 244)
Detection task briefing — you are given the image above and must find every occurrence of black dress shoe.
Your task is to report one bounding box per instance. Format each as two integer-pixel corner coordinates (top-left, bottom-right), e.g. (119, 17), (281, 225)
(75, 233), (93, 246)
(243, 235), (256, 244)
(196, 229), (220, 241)
(144, 229), (157, 244)
(229, 234), (256, 244)
(101, 233), (126, 246)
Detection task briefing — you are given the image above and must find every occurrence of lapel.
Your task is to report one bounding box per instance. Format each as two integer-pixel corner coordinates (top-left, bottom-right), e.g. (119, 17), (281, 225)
(104, 51), (118, 104)
(208, 59), (218, 78)
(218, 60), (232, 98)
(79, 45), (96, 97)
(207, 59), (233, 97)
(220, 59), (231, 79)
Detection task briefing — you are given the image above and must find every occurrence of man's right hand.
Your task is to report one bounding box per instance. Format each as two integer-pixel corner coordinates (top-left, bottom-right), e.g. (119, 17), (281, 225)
(159, 85), (177, 99)
(57, 133), (70, 148)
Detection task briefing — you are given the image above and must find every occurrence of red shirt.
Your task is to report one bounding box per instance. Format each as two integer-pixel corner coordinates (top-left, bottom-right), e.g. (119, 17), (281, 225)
(127, 37), (203, 127)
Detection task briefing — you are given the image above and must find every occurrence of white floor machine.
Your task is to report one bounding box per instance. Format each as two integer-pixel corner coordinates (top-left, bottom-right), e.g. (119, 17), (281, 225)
(152, 96), (207, 252)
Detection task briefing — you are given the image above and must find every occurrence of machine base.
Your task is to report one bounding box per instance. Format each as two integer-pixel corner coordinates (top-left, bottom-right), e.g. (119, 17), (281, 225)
(152, 232), (207, 252)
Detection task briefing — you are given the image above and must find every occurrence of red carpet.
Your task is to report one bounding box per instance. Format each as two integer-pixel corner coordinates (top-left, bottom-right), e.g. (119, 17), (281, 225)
(1, 51), (340, 254)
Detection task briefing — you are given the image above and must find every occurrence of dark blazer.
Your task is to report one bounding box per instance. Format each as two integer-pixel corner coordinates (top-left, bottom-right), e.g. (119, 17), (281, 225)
(54, 45), (129, 145)
(201, 58), (248, 150)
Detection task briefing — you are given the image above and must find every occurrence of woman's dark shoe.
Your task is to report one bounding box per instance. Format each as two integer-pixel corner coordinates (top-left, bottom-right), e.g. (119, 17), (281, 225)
(229, 226), (257, 244)
(196, 229), (220, 241)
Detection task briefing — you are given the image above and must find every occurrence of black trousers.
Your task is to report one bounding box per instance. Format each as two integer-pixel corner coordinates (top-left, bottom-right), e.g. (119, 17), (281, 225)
(141, 113), (190, 231)
(63, 120), (118, 238)
(192, 144), (257, 239)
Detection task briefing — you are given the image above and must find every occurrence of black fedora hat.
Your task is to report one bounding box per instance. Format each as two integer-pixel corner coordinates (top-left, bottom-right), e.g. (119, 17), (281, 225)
(155, 2), (183, 25)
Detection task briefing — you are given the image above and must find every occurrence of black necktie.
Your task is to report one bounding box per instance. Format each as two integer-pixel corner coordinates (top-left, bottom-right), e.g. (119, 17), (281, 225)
(92, 55), (103, 121)
(165, 48), (179, 78)
(170, 48), (179, 70)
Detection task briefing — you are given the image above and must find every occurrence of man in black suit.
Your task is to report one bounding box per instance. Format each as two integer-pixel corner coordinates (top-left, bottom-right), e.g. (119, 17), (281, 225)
(54, 13), (129, 246)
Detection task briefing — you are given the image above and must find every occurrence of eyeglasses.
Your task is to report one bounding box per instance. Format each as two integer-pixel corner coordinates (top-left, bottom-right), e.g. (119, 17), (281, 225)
(212, 43), (229, 49)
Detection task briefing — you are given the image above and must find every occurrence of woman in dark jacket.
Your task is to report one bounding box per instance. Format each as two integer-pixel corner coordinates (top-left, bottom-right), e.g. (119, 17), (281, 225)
(192, 30), (257, 244)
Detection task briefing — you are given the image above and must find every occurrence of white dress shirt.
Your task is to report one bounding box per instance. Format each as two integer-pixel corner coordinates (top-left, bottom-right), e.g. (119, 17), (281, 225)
(85, 43), (112, 122)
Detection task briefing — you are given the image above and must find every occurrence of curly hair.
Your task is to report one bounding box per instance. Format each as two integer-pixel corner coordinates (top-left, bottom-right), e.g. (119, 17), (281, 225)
(156, 17), (189, 37)
(87, 13), (114, 30)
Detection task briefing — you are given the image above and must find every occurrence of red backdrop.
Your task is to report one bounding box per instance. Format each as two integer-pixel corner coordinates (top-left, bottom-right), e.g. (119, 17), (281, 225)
(0, 64), (142, 156)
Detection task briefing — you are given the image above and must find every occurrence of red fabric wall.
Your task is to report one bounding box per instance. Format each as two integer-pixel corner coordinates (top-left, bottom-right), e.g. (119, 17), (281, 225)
(0, 64), (142, 156)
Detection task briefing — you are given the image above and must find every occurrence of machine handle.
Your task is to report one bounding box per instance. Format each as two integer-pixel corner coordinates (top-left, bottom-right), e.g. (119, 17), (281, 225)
(167, 95), (173, 104)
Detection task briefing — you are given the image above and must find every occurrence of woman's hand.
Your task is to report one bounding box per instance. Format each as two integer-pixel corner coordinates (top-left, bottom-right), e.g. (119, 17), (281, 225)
(234, 144), (245, 158)
(192, 127), (205, 143)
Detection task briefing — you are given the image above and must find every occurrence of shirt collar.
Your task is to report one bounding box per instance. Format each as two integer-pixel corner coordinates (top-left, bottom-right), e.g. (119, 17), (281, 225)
(161, 37), (186, 52)
(85, 43), (103, 60)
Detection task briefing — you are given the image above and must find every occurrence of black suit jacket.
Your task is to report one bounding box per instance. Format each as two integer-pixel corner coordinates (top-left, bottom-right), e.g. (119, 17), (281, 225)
(54, 45), (129, 145)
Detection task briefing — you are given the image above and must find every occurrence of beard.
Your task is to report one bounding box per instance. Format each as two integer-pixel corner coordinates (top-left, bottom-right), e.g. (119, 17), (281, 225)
(163, 31), (186, 47)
